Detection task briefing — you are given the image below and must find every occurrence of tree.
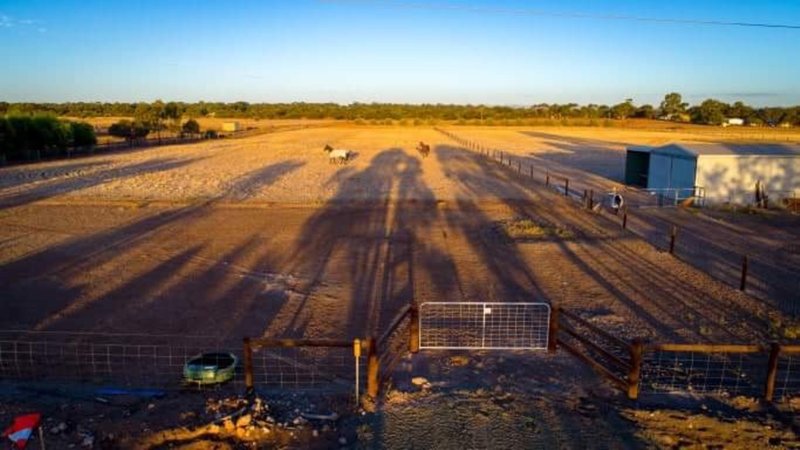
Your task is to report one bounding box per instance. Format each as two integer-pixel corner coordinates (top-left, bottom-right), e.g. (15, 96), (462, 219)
(758, 107), (786, 126)
(691, 99), (728, 125)
(611, 99), (636, 119)
(181, 118), (200, 136)
(163, 101), (184, 135)
(660, 92), (687, 119)
(109, 119), (150, 144)
(634, 104), (656, 119)
(69, 122), (97, 147)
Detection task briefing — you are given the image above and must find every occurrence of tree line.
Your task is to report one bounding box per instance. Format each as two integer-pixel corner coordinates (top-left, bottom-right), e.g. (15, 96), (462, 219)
(0, 115), (96, 163)
(1, 93), (798, 126)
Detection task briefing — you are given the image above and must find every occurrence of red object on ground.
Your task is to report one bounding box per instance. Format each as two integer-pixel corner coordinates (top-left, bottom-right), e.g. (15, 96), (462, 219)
(3, 413), (41, 449)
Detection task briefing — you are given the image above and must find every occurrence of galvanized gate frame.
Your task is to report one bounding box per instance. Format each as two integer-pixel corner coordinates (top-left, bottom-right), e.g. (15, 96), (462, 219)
(418, 302), (551, 350)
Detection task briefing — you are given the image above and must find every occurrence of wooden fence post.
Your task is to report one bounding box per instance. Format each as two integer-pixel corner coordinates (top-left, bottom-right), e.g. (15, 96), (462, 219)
(548, 307), (559, 353)
(740, 255), (749, 291)
(409, 306), (420, 353)
(243, 337), (254, 395)
(546, 172), (550, 187)
(529, 165), (533, 178)
(627, 339), (644, 400)
(564, 179), (569, 196)
(366, 337), (380, 398)
(589, 190), (594, 209)
(622, 211), (628, 230)
(669, 225), (678, 255)
(765, 342), (781, 402)
(517, 161), (521, 173)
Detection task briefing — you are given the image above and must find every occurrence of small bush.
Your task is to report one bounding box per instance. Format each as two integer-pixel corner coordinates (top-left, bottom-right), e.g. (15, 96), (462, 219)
(501, 218), (575, 240)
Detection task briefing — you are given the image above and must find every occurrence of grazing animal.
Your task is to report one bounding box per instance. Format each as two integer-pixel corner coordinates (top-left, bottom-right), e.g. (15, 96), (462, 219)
(416, 141), (430, 158)
(324, 144), (352, 164)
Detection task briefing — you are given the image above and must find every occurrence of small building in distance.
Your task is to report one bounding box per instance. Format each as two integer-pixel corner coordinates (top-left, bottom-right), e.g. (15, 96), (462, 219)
(221, 121), (241, 132)
(625, 143), (800, 205)
(722, 118), (744, 127)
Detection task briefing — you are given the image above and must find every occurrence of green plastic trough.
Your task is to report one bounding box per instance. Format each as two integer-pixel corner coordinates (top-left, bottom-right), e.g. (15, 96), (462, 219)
(183, 352), (238, 385)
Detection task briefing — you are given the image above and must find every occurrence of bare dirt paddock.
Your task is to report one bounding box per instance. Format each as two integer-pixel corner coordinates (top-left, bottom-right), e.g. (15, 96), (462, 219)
(1, 125), (798, 448)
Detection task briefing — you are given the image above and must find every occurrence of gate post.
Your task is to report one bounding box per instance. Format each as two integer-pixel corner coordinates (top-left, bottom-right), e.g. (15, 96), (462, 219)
(548, 307), (559, 353)
(765, 342), (781, 402)
(243, 337), (254, 395)
(409, 306), (420, 353)
(366, 337), (380, 398)
(627, 339), (644, 400)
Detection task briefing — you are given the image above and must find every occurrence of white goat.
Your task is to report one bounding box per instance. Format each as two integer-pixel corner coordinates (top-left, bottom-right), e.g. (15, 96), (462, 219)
(324, 144), (352, 164)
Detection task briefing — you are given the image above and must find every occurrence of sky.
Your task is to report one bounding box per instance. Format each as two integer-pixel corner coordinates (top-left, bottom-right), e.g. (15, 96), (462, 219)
(1, 0), (799, 106)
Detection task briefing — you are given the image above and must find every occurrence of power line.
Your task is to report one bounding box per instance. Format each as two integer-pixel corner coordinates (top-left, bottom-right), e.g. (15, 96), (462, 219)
(319, 0), (800, 30)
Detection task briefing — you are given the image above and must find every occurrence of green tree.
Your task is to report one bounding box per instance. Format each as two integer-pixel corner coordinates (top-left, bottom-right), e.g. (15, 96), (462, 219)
(611, 99), (636, 119)
(660, 92), (687, 119)
(691, 99), (728, 125)
(109, 119), (150, 144)
(69, 122), (97, 147)
(181, 118), (200, 136)
(634, 104), (656, 119)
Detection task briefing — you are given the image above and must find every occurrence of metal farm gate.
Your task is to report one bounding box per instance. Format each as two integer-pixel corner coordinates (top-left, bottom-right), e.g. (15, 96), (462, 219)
(419, 302), (550, 350)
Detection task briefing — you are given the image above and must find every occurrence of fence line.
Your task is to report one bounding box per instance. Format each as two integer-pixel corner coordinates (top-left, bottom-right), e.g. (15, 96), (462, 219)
(549, 309), (800, 402)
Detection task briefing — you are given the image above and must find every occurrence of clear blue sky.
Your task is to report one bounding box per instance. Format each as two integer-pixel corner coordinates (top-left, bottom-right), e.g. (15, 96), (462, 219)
(1, 0), (799, 106)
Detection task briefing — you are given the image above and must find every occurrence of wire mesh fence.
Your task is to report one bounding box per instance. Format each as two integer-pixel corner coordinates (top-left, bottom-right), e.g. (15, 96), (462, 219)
(640, 349), (763, 397)
(776, 353), (800, 400)
(0, 330), (239, 389)
(0, 330), (366, 395)
(249, 345), (363, 393)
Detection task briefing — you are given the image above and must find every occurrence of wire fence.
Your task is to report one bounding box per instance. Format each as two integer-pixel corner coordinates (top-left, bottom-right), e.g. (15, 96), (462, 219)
(640, 349), (763, 397)
(0, 330), (368, 395)
(249, 345), (364, 393)
(0, 330), (238, 390)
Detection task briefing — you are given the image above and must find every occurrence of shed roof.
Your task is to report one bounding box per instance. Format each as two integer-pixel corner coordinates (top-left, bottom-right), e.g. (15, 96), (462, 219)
(631, 143), (800, 158)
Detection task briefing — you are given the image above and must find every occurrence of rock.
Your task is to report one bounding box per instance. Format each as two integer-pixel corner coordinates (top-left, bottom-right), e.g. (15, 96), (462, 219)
(338, 436), (347, 445)
(223, 419), (235, 432)
(411, 377), (429, 386)
(236, 414), (252, 428)
(80, 434), (95, 448)
(449, 355), (469, 366)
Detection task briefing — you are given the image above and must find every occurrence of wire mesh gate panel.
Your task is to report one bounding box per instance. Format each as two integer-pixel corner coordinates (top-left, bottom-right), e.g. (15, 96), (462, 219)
(419, 302), (550, 350)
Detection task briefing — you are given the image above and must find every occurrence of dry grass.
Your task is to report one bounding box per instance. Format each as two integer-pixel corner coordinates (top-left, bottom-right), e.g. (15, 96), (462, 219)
(501, 218), (575, 240)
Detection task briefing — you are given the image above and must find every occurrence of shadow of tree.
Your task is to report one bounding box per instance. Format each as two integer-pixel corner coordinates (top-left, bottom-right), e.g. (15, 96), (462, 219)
(0, 160), (305, 336)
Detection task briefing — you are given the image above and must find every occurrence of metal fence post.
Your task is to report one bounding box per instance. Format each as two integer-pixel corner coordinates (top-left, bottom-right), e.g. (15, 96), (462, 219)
(243, 337), (254, 395)
(627, 339), (644, 400)
(669, 225), (678, 255)
(765, 342), (781, 402)
(548, 307), (559, 353)
(740, 255), (749, 291)
(409, 306), (420, 353)
(353, 339), (362, 405)
(366, 337), (379, 398)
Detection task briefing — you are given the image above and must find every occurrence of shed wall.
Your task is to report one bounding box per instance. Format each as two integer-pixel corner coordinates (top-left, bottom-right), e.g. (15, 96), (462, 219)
(695, 155), (800, 204)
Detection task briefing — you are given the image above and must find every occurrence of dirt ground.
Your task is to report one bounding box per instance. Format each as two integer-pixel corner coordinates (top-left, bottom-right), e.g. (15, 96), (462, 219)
(1, 125), (799, 448)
